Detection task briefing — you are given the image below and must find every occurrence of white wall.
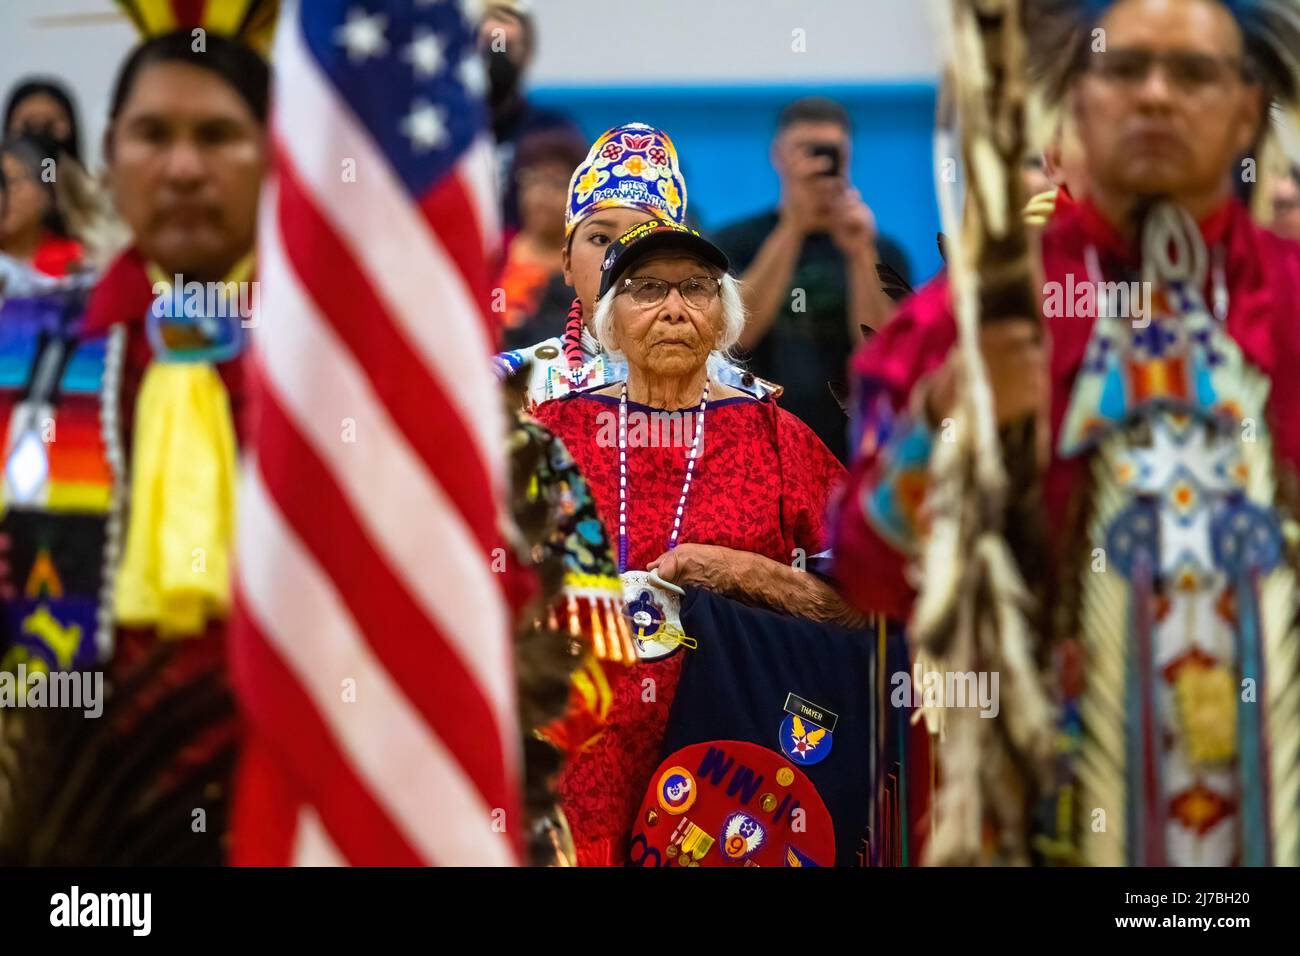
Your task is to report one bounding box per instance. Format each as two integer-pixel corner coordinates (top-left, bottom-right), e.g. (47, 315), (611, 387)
(0, 0), (942, 171)
(0, 1), (138, 169)
(529, 0), (940, 85)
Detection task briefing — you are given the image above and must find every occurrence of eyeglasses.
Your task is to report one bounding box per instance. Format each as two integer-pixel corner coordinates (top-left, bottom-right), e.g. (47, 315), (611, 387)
(1088, 47), (1245, 93)
(617, 275), (721, 309)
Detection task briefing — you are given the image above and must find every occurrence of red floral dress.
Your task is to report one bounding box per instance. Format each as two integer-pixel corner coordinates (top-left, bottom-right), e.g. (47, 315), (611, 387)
(535, 390), (846, 865)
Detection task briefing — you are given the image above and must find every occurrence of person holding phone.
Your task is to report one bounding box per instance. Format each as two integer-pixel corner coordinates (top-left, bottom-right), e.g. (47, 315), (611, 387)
(715, 97), (909, 462)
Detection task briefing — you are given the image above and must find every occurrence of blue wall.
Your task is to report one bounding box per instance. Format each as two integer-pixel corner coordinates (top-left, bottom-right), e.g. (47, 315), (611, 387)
(531, 82), (943, 285)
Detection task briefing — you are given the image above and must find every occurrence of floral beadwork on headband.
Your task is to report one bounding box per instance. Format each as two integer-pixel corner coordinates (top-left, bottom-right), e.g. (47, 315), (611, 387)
(565, 122), (688, 235)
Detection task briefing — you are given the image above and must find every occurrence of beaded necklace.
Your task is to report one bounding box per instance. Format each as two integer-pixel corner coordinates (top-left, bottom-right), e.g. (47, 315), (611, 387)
(617, 379), (709, 573)
(95, 324), (129, 661)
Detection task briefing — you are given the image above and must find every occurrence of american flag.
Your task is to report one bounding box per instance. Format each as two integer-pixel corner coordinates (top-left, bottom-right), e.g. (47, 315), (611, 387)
(230, 0), (519, 866)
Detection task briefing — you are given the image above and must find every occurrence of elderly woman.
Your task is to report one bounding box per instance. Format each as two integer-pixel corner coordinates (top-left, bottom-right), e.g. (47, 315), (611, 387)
(534, 219), (861, 865)
(494, 121), (781, 410)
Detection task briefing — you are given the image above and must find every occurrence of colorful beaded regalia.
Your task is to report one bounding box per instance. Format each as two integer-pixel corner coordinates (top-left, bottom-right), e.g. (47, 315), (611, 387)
(504, 388), (637, 865)
(834, 0), (1300, 867)
(1022, 0), (1300, 870)
(517, 416), (636, 665)
(1052, 205), (1300, 865)
(0, 0), (271, 863)
(902, 0), (1055, 865)
(510, 411), (637, 755)
(0, 285), (126, 674)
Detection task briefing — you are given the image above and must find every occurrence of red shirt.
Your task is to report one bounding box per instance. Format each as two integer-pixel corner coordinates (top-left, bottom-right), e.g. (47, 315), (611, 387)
(30, 233), (83, 277)
(536, 391), (845, 865)
(833, 197), (1300, 620)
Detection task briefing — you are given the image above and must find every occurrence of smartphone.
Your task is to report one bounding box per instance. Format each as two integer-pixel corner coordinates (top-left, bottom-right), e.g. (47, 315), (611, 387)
(808, 143), (842, 178)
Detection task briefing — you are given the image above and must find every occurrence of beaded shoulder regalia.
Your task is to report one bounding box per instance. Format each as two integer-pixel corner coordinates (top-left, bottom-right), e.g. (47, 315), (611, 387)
(0, 290), (127, 675)
(1054, 204), (1300, 866)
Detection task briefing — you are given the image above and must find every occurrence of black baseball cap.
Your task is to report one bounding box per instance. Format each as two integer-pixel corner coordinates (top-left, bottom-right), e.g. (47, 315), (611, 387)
(598, 219), (730, 298)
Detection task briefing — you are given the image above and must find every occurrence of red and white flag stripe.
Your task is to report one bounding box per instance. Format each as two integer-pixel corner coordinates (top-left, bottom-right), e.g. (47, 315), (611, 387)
(231, 0), (519, 866)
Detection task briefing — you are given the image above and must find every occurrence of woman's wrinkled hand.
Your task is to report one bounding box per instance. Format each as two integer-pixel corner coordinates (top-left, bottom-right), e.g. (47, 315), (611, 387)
(647, 543), (750, 593)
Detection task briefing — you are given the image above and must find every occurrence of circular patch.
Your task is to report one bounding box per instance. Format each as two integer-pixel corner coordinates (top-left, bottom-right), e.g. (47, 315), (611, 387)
(621, 571), (685, 660)
(627, 590), (665, 641)
(628, 740), (834, 868)
(720, 811), (766, 861)
(534, 344), (560, 360)
(779, 713), (833, 766)
(655, 766), (697, 814)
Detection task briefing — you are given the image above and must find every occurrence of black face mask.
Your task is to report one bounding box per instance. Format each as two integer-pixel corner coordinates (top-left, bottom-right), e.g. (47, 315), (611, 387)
(485, 48), (522, 110)
(14, 121), (74, 160)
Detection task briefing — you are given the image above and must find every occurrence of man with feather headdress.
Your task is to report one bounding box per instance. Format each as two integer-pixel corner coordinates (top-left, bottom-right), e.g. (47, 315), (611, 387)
(835, 0), (1300, 865)
(0, 0), (274, 864)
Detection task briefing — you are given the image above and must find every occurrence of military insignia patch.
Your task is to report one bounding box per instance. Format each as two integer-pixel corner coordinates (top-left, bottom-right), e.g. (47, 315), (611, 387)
(620, 570), (695, 660)
(720, 811), (766, 862)
(778, 693), (837, 766)
(784, 845), (819, 867)
(629, 740), (834, 868)
(656, 765), (697, 814)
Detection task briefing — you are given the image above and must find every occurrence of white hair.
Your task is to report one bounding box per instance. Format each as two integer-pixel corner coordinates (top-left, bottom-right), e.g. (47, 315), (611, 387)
(593, 271), (747, 363)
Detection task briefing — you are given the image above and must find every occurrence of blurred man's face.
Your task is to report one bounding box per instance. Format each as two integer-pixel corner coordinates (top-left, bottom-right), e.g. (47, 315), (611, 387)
(107, 61), (265, 281)
(1072, 0), (1259, 209)
(773, 119), (850, 217)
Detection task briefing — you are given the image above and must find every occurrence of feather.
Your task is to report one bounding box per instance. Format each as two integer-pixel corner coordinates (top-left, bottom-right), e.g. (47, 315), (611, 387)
(916, 0), (1055, 866)
(0, 644), (236, 866)
(502, 373), (585, 866)
(876, 262), (915, 302)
